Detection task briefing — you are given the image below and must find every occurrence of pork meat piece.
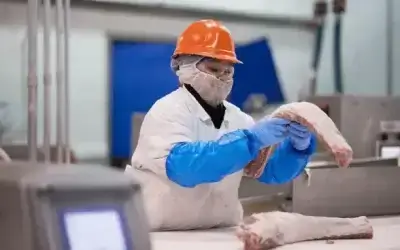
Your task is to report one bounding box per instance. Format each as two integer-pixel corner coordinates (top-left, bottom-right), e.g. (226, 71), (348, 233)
(237, 211), (373, 250)
(243, 147), (273, 178)
(244, 102), (353, 178)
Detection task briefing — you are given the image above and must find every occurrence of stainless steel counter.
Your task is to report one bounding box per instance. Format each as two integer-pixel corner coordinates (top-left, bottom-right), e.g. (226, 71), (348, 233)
(240, 158), (400, 217)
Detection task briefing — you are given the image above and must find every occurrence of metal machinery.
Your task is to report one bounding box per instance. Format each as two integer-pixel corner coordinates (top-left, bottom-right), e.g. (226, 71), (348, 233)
(131, 113), (146, 156)
(287, 95), (400, 217)
(5, 0), (73, 164)
(305, 95), (400, 158)
(0, 0), (152, 248)
(292, 158), (400, 217)
(241, 95), (400, 216)
(376, 120), (400, 158)
(0, 161), (151, 250)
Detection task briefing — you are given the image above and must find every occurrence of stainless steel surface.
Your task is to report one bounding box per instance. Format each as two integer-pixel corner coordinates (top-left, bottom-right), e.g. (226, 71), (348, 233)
(56, 0), (64, 163)
(131, 112), (146, 155)
(240, 194), (289, 216)
(42, 0), (51, 163)
(0, 144), (75, 163)
(239, 177), (291, 199)
(78, 0), (317, 30)
(307, 157), (398, 168)
(63, 0), (71, 163)
(0, 148), (11, 162)
(309, 151), (332, 161)
(27, 0), (39, 161)
(0, 162), (151, 250)
(293, 158), (400, 217)
(380, 120), (400, 132)
(306, 95), (400, 158)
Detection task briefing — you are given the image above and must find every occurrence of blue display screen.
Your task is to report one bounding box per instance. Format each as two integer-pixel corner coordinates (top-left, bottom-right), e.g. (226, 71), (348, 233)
(58, 206), (133, 250)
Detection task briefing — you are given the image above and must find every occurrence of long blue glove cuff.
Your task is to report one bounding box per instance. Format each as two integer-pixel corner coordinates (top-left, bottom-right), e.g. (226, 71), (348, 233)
(166, 129), (260, 188)
(257, 134), (317, 184)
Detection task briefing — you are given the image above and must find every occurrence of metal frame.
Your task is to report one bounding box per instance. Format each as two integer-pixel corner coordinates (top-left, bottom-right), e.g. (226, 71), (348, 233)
(293, 158), (400, 217)
(72, 0), (317, 31)
(2, 0), (317, 30)
(25, 0), (71, 164)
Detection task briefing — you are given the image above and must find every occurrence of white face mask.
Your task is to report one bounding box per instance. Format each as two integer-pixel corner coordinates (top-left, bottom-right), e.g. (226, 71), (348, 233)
(176, 61), (233, 106)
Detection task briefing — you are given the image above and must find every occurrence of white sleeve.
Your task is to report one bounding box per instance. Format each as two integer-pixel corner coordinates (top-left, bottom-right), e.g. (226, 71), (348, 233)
(130, 100), (194, 175)
(243, 113), (256, 128)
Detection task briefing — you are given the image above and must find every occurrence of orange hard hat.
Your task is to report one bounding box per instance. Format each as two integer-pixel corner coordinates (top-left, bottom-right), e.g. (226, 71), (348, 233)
(173, 19), (242, 64)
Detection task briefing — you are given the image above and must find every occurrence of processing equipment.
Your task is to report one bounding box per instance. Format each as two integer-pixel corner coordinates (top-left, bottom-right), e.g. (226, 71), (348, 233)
(277, 96), (400, 217)
(0, 161), (151, 250)
(305, 95), (400, 158)
(0, 1), (152, 248)
(241, 95), (400, 216)
(376, 120), (400, 158)
(292, 157), (400, 217)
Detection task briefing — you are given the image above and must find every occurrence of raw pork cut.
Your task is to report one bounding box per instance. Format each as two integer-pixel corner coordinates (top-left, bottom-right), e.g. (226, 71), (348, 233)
(244, 102), (353, 178)
(243, 146), (272, 178)
(237, 211), (373, 250)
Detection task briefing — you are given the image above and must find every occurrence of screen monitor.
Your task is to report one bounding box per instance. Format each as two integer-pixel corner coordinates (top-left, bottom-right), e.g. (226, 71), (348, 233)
(59, 206), (131, 250)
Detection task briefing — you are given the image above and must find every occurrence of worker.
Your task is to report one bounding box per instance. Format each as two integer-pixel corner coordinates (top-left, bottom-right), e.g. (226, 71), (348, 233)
(125, 19), (316, 231)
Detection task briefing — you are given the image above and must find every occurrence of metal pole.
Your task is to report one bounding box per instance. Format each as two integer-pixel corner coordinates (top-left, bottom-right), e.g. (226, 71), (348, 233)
(333, 14), (343, 94)
(386, 0), (393, 96)
(63, 0), (71, 163)
(42, 0), (52, 163)
(332, 0), (346, 94)
(27, 0), (39, 162)
(301, 0), (327, 99)
(55, 0), (64, 163)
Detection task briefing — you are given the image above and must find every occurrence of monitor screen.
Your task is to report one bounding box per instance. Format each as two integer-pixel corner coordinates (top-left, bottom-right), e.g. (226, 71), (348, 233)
(60, 207), (129, 250)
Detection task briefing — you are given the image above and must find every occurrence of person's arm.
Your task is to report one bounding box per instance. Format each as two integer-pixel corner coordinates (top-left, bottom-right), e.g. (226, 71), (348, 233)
(257, 134), (317, 184)
(134, 102), (260, 188)
(167, 113), (294, 187)
(166, 129), (262, 187)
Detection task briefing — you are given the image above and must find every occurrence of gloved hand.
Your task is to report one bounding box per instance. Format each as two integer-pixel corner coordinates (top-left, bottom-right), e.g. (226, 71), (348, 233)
(288, 122), (312, 150)
(248, 118), (290, 148)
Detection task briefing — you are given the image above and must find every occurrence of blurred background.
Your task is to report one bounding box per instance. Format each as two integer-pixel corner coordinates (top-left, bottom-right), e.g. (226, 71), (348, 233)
(0, 0), (398, 168)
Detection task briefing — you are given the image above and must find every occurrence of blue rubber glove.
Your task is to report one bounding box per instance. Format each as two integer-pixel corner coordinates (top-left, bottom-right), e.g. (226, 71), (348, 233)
(288, 122), (312, 151)
(248, 118), (290, 149)
(257, 135), (317, 184)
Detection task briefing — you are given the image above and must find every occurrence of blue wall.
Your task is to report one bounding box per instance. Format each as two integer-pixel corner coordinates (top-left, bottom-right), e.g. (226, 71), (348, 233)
(232, 38), (285, 106)
(110, 38), (284, 158)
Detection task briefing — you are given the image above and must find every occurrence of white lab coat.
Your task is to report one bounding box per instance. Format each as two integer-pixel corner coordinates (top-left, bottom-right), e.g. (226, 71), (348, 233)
(125, 87), (255, 230)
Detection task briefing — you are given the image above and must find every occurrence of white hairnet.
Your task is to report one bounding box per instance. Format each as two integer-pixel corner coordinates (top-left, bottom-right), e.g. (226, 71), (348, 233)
(174, 56), (234, 106)
(170, 55), (202, 72)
